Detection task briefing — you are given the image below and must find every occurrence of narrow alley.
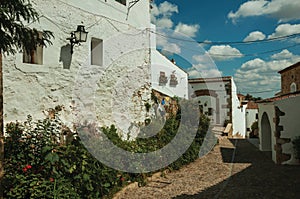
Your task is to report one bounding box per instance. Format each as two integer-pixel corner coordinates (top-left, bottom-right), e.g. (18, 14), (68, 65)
(114, 138), (300, 199)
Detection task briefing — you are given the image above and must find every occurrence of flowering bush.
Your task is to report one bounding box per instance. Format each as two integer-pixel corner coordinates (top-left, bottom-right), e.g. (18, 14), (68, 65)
(4, 101), (209, 198)
(4, 115), (120, 198)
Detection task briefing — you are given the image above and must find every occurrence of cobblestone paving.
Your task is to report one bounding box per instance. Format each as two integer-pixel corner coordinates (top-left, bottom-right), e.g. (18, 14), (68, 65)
(114, 137), (300, 199)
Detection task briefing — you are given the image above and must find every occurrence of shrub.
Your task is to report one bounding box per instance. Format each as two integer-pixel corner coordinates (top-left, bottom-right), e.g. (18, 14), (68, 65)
(250, 121), (259, 138)
(251, 121), (258, 132)
(4, 116), (120, 198)
(292, 136), (300, 159)
(4, 100), (210, 198)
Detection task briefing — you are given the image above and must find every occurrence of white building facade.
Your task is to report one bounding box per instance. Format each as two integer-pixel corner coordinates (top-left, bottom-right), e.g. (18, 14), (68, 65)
(258, 62), (300, 165)
(150, 24), (188, 99)
(189, 76), (246, 137)
(246, 104), (258, 136)
(4, 0), (191, 139)
(258, 95), (300, 165)
(3, 0), (153, 138)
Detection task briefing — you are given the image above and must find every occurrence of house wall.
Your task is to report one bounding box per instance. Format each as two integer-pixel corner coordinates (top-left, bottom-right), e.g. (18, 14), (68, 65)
(3, 0), (151, 139)
(231, 79), (246, 137)
(258, 103), (277, 162)
(274, 96), (300, 165)
(150, 24), (188, 99)
(246, 109), (258, 133)
(258, 96), (300, 165)
(189, 78), (230, 126)
(151, 50), (188, 99)
(280, 64), (300, 95)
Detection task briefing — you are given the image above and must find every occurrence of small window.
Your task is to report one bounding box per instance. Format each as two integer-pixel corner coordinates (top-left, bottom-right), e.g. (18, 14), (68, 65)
(23, 32), (43, 65)
(159, 71), (168, 86)
(169, 73), (178, 87)
(115, 0), (126, 5)
(91, 38), (103, 66)
(208, 108), (213, 116)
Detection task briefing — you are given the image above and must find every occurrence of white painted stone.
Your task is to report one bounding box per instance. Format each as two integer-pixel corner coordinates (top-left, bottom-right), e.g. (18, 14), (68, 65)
(3, 0), (152, 139)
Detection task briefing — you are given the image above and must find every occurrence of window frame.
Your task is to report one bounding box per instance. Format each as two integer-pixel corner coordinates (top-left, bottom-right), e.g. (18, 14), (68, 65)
(22, 31), (44, 65)
(90, 37), (104, 66)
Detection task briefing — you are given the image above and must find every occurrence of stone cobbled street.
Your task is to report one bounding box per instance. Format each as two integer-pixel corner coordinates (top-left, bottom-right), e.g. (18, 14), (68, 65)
(114, 138), (300, 199)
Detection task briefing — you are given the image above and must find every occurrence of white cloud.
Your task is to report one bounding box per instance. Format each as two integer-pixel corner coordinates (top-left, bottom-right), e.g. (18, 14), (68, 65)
(155, 18), (174, 29)
(228, 1), (269, 23)
(192, 54), (214, 64)
(187, 54), (222, 78)
(240, 58), (266, 70)
(207, 45), (243, 61)
(156, 31), (181, 54)
(151, 1), (201, 59)
(151, 1), (178, 28)
(187, 67), (222, 78)
(243, 31), (266, 42)
(228, 0), (300, 23)
(234, 50), (300, 98)
(271, 49), (294, 60)
(151, 1), (178, 18)
(268, 23), (300, 39)
(151, 1), (200, 38)
(158, 1), (178, 16)
(174, 22), (200, 38)
(161, 43), (181, 55)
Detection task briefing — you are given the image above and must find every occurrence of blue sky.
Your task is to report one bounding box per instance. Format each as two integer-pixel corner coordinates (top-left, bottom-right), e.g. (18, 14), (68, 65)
(150, 0), (300, 98)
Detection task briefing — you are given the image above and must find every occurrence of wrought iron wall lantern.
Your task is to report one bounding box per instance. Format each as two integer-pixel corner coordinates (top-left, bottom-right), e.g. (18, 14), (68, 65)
(67, 25), (88, 54)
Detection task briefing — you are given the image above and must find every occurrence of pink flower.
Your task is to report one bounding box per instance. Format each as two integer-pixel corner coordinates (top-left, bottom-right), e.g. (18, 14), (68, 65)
(22, 164), (32, 172)
(26, 165), (32, 169)
(49, 178), (55, 182)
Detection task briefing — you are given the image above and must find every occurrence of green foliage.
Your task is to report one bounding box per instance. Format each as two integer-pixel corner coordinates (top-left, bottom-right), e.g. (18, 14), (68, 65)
(0, 0), (53, 54)
(244, 94), (262, 102)
(102, 99), (209, 172)
(251, 121), (258, 132)
(292, 136), (300, 159)
(4, 116), (119, 198)
(223, 119), (230, 127)
(4, 101), (210, 198)
(249, 121), (259, 138)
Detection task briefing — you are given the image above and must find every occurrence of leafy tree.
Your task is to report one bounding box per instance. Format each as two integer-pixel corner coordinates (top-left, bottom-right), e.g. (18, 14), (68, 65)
(0, 0), (53, 197)
(245, 93), (262, 102)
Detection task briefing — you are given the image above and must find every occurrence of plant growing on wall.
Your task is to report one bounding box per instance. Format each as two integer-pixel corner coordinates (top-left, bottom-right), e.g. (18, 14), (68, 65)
(250, 121), (259, 138)
(292, 136), (300, 159)
(0, 0), (54, 196)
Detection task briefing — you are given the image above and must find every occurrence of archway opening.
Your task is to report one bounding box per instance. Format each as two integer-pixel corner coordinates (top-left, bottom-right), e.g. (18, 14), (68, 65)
(261, 112), (272, 151)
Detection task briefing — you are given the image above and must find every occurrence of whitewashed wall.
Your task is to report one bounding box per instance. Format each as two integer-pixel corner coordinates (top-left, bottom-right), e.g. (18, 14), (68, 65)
(246, 109), (258, 133)
(258, 103), (277, 162)
(275, 96), (300, 165)
(231, 79), (246, 137)
(151, 51), (188, 99)
(150, 24), (188, 99)
(3, 0), (151, 138)
(189, 79), (229, 126)
(258, 96), (300, 165)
